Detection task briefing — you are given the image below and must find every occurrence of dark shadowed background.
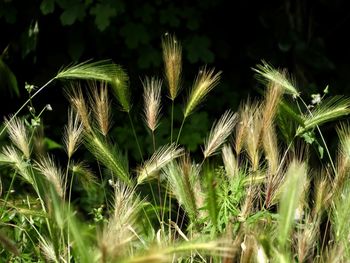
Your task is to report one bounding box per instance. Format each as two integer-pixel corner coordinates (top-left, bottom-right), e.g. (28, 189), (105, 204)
(1, 0), (350, 161)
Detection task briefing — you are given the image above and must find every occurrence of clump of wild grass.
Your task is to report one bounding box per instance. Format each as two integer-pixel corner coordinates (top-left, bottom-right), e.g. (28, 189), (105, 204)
(2, 36), (350, 263)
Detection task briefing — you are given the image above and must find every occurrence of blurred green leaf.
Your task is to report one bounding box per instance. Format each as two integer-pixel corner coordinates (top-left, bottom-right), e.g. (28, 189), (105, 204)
(40, 0), (55, 15)
(185, 35), (214, 63)
(0, 58), (19, 97)
(90, 3), (118, 31)
(0, 3), (17, 24)
(43, 137), (63, 150)
(120, 23), (150, 49)
(159, 6), (180, 27)
(60, 2), (86, 25)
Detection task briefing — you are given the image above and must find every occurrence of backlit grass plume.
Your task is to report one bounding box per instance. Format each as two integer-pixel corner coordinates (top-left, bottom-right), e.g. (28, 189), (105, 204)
(63, 108), (83, 158)
(56, 60), (120, 82)
(85, 133), (132, 185)
(252, 61), (299, 97)
(162, 33), (182, 101)
(143, 76), (162, 132)
(0, 145), (33, 184)
(163, 156), (199, 222)
(4, 116), (30, 159)
(99, 181), (143, 261)
(110, 64), (131, 112)
(203, 110), (237, 159)
(278, 161), (307, 250)
(137, 143), (184, 184)
(261, 82), (283, 133)
(184, 67), (222, 119)
(89, 82), (111, 136)
(0, 60), (127, 138)
(66, 84), (92, 132)
(243, 102), (263, 171)
(297, 96), (350, 135)
(35, 155), (64, 198)
(337, 122), (350, 159)
(222, 144), (238, 178)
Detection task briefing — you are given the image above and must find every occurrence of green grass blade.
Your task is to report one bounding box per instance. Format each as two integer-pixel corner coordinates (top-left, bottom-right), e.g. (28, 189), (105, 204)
(110, 66), (131, 112)
(85, 132), (132, 186)
(278, 161), (307, 249)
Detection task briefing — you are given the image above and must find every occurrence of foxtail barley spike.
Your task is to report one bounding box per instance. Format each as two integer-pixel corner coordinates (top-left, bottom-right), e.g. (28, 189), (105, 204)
(143, 76), (162, 132)
(89, 82), (112, 136)
(63, 108), (83, 158)
(203, 110), (237, 159)
(184, 67), (221, 118)
(162, 34), (182, 100)
(4, 116), (30, 159)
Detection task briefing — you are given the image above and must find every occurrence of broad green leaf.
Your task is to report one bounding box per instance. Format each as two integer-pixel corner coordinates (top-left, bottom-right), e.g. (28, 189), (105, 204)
(90, 3), (118, 31)
(60, 2), (86, 25)
(185, 35), (214, 63)
(40, 0), (55, 15)
(0, 58), (19, 97)
(120, 23), (150, 49)
(43, 137), (63, 150)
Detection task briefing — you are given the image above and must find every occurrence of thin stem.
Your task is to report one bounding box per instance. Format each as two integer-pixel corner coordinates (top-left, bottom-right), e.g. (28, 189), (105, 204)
(0, 170), (17, 218)
(175, 117), (186, 145)
(275, 136), (295, 176)
(67, 158), (73, 262)
(64, 158), (71, 201)
(298, 97), (337, 177)
(0, 79), (54, 137)
(97, 160), (109, 210)
(128, 112), (144, 162)
(170, 100), (174, 143)
(152, 131), (156, 152)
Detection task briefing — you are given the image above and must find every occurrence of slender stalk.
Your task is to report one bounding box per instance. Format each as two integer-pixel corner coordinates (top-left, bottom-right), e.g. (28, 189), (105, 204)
(176, 118), (186, 145)
(128, 112), (143, 162)
(0, 171), (17, 218)
(0, 79), (54, 137)
(67, 159), (73, 263)
(96, 161), (109, 210)
(170, 100), (174, 143)
(298, 97), (337, 177)
(275, 137), (295, 175)
(152, 131), (156, 152)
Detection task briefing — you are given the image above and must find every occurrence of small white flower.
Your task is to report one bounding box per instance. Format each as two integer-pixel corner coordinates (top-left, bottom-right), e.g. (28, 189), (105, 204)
(311, 94), (321, 105)
(46, 104), (52, 111)
(108, 179), (114, 186)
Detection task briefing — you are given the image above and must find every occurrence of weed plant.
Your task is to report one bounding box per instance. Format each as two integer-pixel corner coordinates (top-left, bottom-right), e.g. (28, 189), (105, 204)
(1, 35), (350, 262)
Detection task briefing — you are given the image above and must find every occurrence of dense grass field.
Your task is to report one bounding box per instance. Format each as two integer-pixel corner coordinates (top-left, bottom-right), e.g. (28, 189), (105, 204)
(1, 35), (350, 262)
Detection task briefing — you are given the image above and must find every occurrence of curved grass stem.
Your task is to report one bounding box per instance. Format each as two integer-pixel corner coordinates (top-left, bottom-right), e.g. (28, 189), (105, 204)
(298, 96), (337, 178)
(0, 79), (54, 137)
(128, 112), (143, 162)
(175, 117), (186, 145)
(170, 100), (174, 143)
